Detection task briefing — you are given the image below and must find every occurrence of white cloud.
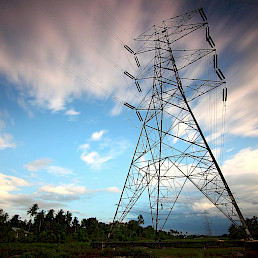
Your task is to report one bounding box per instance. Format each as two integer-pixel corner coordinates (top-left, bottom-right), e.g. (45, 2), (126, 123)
(80, 151), (98, 164)
(222, 148), (258, 177)
(0, 172), (29, 206)
(0, 172), (66, 215)
(39, 185), (86, 195)
(91, 130), (106, 141)
(47, 166), (73, 176)
(38, 184), (121, 197)
(24, 158), (52, 172)
(65, 109), (80, 116)
(0, 172), (120, 217)
(106, 187), (121, 193)
(80, 151), (112, 169)
(79, 132), (129, 169)
(192, 198), (215, 211)
(220, 147), (258, 217)
(0, 133), (16, 149)
(0, 173), (29, 192)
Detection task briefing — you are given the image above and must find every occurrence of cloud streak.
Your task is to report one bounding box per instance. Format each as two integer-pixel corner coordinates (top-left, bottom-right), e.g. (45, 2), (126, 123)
(24, 158), (53, 172)
(0, 0), (180, 115)
(79, 130), (129, 169)
(0, 133), (16, 150)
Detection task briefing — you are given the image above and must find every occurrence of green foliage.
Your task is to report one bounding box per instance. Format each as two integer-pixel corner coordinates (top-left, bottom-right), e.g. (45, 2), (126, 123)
(2, 204), (256, 245)
(228, 216), (258, 239)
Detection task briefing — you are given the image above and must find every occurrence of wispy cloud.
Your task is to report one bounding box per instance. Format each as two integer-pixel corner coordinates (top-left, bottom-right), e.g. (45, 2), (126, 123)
(17, 96), (34, 118)
(0, 115), (5, 129)
(191, 7), (258, 139)
(46, 166), (73, 177)
(39, 185), (86, 196)
(80, 151), (113, 169)
(24, 158), (53, 172)
(38, 183), (121, 202)
(0, 112), (15, 149)
(79, 131), (129, 169)
(0, 0), (180, 114)
(65, 109), (80, 116)
(0, 133), (16, 150)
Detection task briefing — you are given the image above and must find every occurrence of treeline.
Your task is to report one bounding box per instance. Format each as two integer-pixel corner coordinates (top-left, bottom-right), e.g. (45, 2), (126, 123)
(0, 204), (182, 243)
(1, 204), (257, 243)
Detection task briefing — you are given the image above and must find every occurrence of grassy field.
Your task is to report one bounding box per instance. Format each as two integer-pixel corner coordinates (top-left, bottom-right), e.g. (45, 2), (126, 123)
(0, 242), (257, 257)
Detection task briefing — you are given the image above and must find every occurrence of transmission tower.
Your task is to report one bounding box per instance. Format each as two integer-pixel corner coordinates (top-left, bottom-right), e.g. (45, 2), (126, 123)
(113, 9), (253, 240)
(203, 211), (212, 236)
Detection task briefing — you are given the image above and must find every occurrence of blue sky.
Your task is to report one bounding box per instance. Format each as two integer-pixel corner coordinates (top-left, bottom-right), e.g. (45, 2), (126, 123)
(0, 0), (257, 235)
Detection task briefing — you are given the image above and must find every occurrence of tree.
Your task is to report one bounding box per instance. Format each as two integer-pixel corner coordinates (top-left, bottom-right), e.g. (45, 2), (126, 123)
(54, 209), (66, 235)
(0, 209), (9, 224)
(143, 226), (155, 240)
(55, 209), (65, 225)
(35, 210), (45, 233)
(137, 214), (144, 225)
(228, 216), (258, 239)
(84, 217), (104, 240)
(45, 209), (54, 230)
(0, 208), (10, 242)
(72, 217), (80, 232)
(27, 203), (39, 232)
(81, 218), (87, 229)
(65, 211), (73, 232)
(10, 214), (21, 228)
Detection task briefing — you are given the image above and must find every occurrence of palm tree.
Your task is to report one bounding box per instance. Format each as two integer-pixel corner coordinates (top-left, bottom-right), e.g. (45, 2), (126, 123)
(56, 209), (65, 227)
(45, 209), (55, 230)
(65, 211), (72, 231)
(27, 203), (39, 232)
(36, 209), (45, 233)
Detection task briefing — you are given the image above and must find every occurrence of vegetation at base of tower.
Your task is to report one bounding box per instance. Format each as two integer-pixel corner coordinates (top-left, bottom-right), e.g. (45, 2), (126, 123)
(0, 205), (180, 243)
(0, 205), (256, 243)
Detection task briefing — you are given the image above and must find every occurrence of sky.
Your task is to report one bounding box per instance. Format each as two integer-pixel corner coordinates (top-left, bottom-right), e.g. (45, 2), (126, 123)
(0, 0), (257, 235)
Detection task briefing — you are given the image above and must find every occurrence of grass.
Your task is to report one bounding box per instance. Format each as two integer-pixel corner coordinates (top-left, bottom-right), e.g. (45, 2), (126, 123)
(0, 242), (256, 257)
(150, 247), (246, 257)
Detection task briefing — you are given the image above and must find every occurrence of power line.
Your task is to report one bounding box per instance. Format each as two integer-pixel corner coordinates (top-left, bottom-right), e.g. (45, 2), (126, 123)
(95, 0), (134, 39)
(75, 0), (126, 47)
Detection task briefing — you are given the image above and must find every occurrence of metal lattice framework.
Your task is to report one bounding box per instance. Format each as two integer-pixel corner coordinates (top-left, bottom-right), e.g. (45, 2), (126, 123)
(113, 9), (252, 240)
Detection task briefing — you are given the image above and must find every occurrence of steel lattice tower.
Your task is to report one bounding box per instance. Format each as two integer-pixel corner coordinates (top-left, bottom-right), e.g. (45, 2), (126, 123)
(113, 9), (252, 240)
